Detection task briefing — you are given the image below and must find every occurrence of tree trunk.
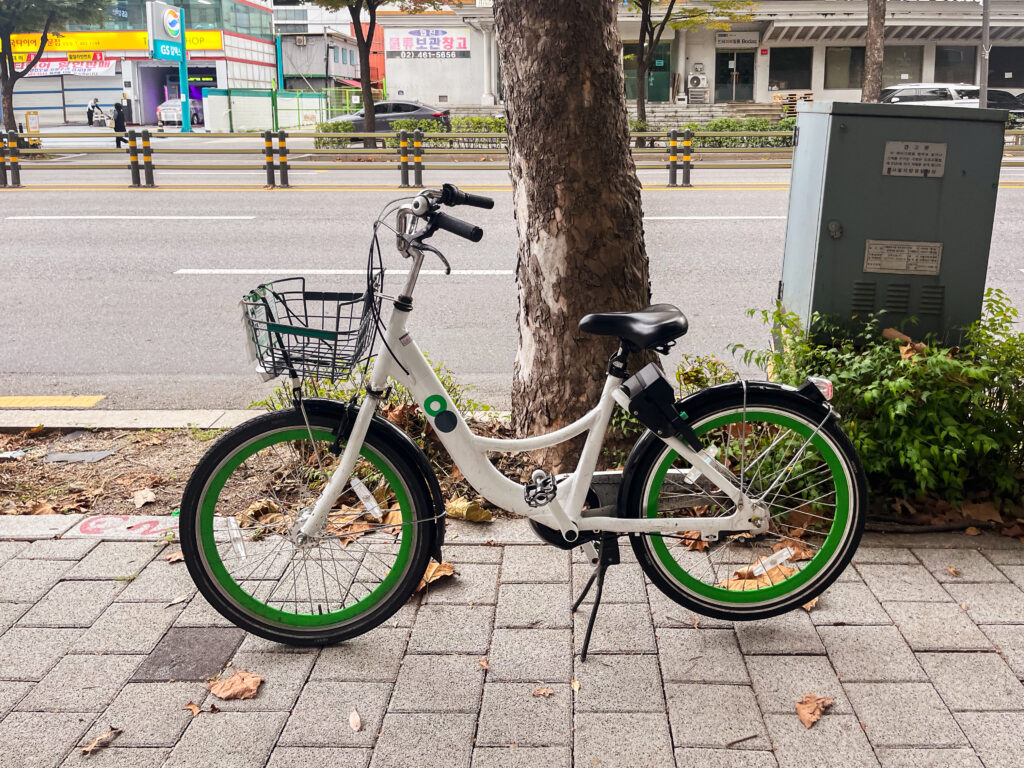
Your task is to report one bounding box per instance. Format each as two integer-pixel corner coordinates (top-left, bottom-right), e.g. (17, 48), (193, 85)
(494, 0), (652, 471)
(348, 5), (377, 149)
(1, 78), (15, 134)
(862, 0), (886, 102)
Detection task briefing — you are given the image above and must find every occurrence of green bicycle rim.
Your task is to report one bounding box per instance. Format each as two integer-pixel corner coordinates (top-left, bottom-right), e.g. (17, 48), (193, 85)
(645, 409), (851, 605)
(198, 427), (413, 628)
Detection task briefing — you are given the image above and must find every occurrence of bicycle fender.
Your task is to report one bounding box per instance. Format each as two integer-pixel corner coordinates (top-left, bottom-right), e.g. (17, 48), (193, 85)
(299, 399), (446, 563)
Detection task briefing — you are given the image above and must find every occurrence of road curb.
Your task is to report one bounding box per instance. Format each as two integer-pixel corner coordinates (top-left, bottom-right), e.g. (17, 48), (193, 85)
(0, 409), (254, 431)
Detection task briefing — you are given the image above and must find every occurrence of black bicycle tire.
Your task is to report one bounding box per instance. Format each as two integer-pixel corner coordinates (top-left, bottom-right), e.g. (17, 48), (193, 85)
(180, 408), (435, 646)
(623, 388), (868, 621)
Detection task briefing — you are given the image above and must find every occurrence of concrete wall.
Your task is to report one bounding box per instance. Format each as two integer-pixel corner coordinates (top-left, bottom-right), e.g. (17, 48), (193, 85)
(202, 88), (325, 131)
(381, 25), (485, 106)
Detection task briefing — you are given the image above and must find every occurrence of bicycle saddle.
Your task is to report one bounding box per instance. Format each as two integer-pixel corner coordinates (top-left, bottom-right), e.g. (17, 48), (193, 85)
(579, 304), (688, 350)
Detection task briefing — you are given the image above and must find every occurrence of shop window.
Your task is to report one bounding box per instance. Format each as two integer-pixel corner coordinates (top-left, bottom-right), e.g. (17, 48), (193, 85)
(935, 45), (976, 84)
(333, 47), (339, 63)
(769, 47), (812, 91)
(988, 47), (1024, 88)
(882, 46), (923, 87)
(824, 47), (865, 89)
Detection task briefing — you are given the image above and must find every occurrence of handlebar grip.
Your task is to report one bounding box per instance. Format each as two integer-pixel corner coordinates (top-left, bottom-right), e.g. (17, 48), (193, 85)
(433, 212), (484, 242)
(441, 183), (495, 210)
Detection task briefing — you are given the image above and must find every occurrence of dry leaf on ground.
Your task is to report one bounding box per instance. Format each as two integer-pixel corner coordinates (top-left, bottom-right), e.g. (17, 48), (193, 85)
(165, 551), (185, 564)
(209, 670), (263, 700)
(28, 501), (58, 515)
(679, 531), (709, 553)
(532, 687), (555, 698)
(446, 496), (492, 523)
(416, 561), (456, 592)
(947, 566), (962, 578)
(349, 710), (362, 732)
(802, 596), (820, 612)
(183, 702), (202, 718)
(795, 693), (834, 729)
(773, 539), (815, 562)
(571, 679), (581, 692)
(166, 594), (189, 608)
(962, 502), (1002, 524)
(964, 526), (982, 536)
(132, 489), (157, 509)
(478, 658), (490, 670)
(80, 727), (122, 756)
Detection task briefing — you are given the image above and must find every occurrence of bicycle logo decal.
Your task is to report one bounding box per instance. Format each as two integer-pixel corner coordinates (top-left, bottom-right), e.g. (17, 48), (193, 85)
(423, 394), (457, 433)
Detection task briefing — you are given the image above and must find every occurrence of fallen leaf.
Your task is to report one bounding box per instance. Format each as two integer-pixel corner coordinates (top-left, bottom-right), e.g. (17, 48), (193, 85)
(962, 502), (1002, 524)
(532, 687), (555, 698)
(165, 594), (189, 608)
(209, 704), (220, 714)
(679, 531), (709, 552)
(947, 566), (962, 578)
(209, 669), (263, 700)
(571, 679), (581, 692)
(133, 489), (157, 509)
(381, 506), (404, 537)
(964, 526), (982, 536)
(961, 602), (970, 611)
(28, 501), (58, 515)
(446, 496), (492, 523)
(27, 424), (44, 435)
(349, 709), (362, 732)
(183, 701), (202, 718)
(165, 551), (185, 564)
(80, 726), (122, 756)
(795, 693), (834, 729)
(802, 596), (820, 612)
(773, 538), (815, 562)
(416, 560), (456, 592)
(479, 658), (490, 671)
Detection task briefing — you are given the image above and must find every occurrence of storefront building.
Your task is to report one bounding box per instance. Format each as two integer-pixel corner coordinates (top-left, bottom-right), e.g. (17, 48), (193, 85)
(376, 0), (1024, 109)
(8, 0), (276, 126)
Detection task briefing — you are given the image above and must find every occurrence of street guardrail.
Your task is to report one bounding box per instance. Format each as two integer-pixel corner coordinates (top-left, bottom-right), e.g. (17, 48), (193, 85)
(3, 128), (1024, 189)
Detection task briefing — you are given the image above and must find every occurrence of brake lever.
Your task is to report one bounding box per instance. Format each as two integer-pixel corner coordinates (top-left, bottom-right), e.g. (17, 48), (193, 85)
(418, 241), (451, 275)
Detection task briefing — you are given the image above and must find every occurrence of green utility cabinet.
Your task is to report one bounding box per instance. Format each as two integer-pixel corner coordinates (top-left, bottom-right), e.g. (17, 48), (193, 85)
(780, 101), (1006, 342)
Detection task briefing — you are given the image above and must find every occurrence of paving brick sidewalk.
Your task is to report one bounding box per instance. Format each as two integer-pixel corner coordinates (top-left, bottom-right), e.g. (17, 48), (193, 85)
(1, 514), (1023, 768)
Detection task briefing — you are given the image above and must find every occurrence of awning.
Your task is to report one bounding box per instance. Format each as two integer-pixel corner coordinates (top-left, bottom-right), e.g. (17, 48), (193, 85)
(334, 77), (362, 88)
(763, 21), (1024, 44)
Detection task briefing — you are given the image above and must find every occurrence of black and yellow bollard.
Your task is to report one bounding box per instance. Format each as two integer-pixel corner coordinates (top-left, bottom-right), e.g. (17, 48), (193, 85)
(398, 130), (410, 188)
(7, 131), (21, 188)
(277, 130), (290, 188)
(128, 129), (141, 188)
(0, 134), (7, 188)
(681, 128), (693, 188)
(141, 129), (155, 187)
(264, 131), (275, 187)
(413, 129), (423, 188)
(668, 129), (678, 187)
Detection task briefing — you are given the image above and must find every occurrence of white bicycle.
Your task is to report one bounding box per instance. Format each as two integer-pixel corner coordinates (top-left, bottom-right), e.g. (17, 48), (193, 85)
(180, 184), (867, 653)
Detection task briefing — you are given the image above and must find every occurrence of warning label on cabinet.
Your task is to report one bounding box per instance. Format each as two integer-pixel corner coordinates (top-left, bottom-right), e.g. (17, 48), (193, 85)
(882, 141), (947, 178)
(863, 240), (943, 275)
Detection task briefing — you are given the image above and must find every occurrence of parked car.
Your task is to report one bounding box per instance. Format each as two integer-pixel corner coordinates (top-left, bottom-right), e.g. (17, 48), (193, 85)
(336, 101), (452, 132)
(157, 98), (204, 126)
(880, 83), (980, 107)
(984, 89), (1024, 123)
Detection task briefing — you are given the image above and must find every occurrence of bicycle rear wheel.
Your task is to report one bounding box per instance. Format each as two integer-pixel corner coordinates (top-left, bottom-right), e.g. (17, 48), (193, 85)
(180, 408), (435, 645)
(623, 387), (867, 621)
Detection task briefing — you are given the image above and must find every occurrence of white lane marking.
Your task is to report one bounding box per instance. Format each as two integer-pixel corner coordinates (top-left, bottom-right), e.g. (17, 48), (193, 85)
(175, 268), (513, 276)
(643, 215), (786, 221)
(7, 215), (255, 220)
(38, 153), (88, 162)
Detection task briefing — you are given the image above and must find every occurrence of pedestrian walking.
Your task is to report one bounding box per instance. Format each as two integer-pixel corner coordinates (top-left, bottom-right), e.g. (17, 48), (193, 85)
(86, 97), (100, 126)
(112, 103), (127, 149)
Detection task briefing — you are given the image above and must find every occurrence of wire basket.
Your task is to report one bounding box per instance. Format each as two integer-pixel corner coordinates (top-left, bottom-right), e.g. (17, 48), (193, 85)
(241, 276), (382, 381)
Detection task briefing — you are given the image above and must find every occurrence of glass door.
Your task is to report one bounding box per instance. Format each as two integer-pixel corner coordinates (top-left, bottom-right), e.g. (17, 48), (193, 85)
(624, 42), (671, 102)
(715, 50), (755, 102)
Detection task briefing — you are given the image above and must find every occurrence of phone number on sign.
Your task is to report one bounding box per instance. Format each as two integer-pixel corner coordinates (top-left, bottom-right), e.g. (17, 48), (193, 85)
(396, 50), (469, 59)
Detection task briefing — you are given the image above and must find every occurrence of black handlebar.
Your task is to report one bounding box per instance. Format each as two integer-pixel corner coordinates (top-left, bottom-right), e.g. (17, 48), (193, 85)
(432, 212), (484, 243)
(441, 183), (494, 210)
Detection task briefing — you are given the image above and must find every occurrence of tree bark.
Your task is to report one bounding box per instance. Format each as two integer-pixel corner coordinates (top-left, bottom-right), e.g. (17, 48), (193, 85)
(1, 14), (55, 133)
(862, 0), (886, 102)
(347, 1), (377, 148)
(494, 0), (652, 471)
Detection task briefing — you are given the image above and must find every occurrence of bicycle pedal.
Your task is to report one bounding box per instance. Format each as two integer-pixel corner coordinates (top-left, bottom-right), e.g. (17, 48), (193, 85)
(524, 469), (557, 508)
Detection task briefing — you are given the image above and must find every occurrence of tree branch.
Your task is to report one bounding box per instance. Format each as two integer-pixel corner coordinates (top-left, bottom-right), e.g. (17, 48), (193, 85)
(650, 0), (678, 53)
(10, 10), (54, 83)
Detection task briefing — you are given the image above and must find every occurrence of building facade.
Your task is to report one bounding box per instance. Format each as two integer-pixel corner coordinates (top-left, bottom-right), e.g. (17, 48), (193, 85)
(280, 30), (360, 92)
(9, 0), (276, 126)
(376, 0), (1024, 109)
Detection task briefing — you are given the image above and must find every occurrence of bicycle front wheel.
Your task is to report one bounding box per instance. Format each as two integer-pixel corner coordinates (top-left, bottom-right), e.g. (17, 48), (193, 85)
(623, 387), (867, 621)
(180, 408), (435, 645)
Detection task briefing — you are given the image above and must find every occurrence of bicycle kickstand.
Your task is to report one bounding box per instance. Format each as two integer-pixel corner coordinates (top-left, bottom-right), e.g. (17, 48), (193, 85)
(573, 532), (620, 662)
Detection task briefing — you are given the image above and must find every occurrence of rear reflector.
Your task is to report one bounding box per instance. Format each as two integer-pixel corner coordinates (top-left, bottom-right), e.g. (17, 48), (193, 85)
(808, 377), (834, 401)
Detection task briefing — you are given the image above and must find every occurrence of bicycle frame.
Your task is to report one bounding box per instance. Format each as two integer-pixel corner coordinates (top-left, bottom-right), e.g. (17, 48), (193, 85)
(299, 242), (761, 543)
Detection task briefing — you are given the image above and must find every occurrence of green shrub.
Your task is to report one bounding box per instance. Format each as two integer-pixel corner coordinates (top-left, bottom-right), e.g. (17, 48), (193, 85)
(386, 118), (447, 148)
(450, 116), (507, 149)
(314, 120), (354, 149)
(703, 117), (745, 148)
(734, 290), (1024, 506)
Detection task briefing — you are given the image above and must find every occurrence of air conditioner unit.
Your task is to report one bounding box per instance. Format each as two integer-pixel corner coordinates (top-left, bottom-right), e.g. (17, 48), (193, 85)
(295, 36), (307, 46)
(688, 73), (709, 89)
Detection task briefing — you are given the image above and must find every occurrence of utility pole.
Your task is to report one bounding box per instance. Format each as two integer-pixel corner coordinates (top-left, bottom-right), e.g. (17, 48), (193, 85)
(981, 0), (990, 108)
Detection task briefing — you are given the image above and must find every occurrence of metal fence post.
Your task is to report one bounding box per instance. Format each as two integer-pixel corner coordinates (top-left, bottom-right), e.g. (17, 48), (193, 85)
(7, 131), (21, 187)
(264, 130), (275, 187)
(0, 134), (7, 188)
(681, 128), (693, 188)
(668, 129), (678, 187)
(413, 129), (423, 187)
(141, 129), (155, 187)
(128, 129), (141, 188)
(398, 130), (410, 188)
(277, 130), (290, 188)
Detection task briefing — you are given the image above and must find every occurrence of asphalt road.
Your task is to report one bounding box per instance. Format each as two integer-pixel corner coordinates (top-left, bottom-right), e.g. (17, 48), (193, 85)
(2, 172), (1023, 410)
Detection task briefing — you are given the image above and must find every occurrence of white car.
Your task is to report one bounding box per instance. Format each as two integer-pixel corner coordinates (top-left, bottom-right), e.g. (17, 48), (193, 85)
(880, 83), (979, 107)
(157, 98), (204, 126)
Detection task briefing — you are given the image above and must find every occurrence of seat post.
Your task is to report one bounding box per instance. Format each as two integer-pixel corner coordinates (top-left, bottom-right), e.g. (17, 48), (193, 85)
(606, 343), (631, 379)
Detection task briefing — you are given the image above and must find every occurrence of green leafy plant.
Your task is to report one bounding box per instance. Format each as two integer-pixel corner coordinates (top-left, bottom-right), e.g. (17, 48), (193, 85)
(386, 119), (447, 147)
(314, 120), (355, 149)
(733, 290), (1024, 505)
